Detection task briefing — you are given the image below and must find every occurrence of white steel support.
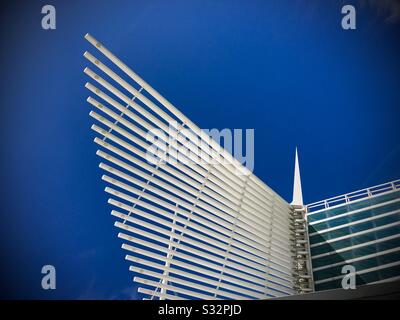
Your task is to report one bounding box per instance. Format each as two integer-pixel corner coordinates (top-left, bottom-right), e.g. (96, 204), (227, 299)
(290, 149), (314, 293)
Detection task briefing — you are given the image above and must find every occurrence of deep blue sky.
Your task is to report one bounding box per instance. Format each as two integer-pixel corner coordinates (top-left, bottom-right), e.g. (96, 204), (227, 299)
(0, 0), (399, 299)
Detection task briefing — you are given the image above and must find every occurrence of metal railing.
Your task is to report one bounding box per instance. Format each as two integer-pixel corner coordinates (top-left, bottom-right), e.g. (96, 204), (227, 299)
(306, 179), (400, 214)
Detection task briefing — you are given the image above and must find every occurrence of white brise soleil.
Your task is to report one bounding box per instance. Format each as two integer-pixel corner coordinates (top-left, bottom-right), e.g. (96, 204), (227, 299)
(83, 33), (298, 300)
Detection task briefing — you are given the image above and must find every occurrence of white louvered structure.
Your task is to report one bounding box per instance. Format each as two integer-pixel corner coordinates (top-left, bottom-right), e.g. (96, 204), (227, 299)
(83, 34), (310, 299)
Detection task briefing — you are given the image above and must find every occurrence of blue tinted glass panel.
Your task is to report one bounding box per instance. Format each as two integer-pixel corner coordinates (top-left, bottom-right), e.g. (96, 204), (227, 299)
(311, 201), (400, 232)
(312, 236), (400, 268)
(313, 251), (400, 281)
(311, 230), (400, 257)
(310, 213), (400, 245)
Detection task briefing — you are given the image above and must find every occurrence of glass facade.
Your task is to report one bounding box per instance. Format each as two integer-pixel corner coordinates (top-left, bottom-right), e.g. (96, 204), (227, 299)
(307, 189), (400, 291)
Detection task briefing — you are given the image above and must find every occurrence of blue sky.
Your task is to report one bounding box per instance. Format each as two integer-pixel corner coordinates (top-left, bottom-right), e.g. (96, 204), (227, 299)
(0, 0), (399, 299)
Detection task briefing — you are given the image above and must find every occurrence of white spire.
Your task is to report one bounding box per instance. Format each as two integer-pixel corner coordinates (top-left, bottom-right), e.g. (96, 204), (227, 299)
(291, 147), (304, 206)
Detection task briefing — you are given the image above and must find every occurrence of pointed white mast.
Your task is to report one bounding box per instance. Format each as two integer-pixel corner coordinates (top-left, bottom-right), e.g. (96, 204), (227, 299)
(291, 147), (304, 206)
